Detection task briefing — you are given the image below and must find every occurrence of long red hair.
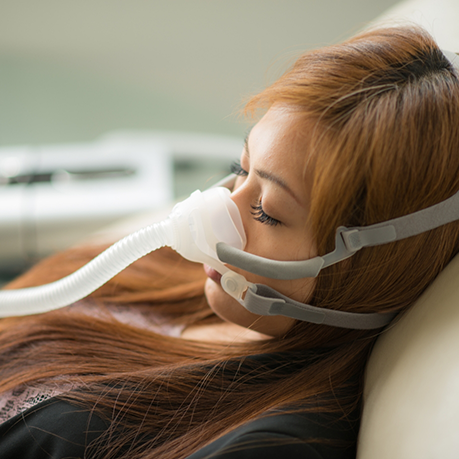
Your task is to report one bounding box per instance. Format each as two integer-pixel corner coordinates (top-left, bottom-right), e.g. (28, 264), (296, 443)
(2, 25), (459, 458)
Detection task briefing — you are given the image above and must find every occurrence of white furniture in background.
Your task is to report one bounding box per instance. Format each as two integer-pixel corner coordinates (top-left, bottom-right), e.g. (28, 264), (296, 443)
(0, 132), (241, 271)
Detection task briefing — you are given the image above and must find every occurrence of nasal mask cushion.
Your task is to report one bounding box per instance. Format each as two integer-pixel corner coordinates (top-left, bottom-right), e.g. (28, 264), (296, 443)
(169, 188), (256, 302)
(169, 187), (252, 300)
(169, 187), (245, 271)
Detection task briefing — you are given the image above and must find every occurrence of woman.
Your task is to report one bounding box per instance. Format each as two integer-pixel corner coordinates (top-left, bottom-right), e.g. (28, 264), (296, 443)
(1, 25), (458, 458)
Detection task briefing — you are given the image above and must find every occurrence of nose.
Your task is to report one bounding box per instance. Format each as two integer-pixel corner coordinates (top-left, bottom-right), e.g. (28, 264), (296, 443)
(228, 177), (253, 241)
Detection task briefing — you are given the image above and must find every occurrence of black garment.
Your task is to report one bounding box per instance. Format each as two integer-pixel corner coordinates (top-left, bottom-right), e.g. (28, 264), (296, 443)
(0, 397), (357, 459)
(0, 398), (109, 459)
(187, 409), (357, 459)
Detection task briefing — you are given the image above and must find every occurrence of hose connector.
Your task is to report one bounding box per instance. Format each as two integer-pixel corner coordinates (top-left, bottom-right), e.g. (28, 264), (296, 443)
(221, 270), (254, 301)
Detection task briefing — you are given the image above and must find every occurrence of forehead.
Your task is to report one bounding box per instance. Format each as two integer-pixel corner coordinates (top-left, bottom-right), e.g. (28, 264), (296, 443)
(247, 106), (314, 178)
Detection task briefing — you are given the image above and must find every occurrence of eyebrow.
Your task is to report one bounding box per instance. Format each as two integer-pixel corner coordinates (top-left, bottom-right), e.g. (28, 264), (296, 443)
(244, 128), (304, 206)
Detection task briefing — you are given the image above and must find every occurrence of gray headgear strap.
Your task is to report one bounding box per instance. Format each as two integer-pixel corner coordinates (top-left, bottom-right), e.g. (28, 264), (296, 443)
(243, 284), (397, 329)
(216, 181), (459, 328)
(212, 176), (400, 328)
(213, 48), (459, 329)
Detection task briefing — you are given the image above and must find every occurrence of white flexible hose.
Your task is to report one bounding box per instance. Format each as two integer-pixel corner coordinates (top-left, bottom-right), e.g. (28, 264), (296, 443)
(0, 187), (247, 318)
(0, 219), (174, 317)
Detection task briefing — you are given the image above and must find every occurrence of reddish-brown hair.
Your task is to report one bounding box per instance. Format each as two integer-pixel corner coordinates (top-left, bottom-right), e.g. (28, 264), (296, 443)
(2, 25), (459, 458)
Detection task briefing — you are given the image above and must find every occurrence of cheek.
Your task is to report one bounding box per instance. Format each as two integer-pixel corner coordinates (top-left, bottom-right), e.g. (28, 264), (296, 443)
(240, 225), (317, 304)
(243, 219), (317, 270)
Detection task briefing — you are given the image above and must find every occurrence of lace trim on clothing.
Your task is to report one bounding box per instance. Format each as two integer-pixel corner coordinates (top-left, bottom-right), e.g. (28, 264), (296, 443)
(0, 383), (73, 424)
(0, 301), (187, 423)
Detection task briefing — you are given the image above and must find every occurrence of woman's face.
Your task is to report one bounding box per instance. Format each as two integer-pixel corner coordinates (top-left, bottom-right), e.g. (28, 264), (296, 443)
(204, 106), (317, 336)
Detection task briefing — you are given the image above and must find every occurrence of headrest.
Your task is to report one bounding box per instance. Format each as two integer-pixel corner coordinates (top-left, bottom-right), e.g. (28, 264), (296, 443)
(357, 253), (459, 458)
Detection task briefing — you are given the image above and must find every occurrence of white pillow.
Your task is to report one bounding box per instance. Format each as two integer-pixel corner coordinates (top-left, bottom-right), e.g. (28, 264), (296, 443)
(358, 253), (459, 459)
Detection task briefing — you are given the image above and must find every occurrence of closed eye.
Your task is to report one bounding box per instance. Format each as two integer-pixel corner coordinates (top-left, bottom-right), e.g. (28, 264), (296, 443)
(251, 201), (282, 227)
(232, 160), (282, 226)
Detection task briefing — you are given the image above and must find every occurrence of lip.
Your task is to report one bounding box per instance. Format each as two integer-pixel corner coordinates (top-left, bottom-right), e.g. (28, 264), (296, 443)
(203, 264), (222, 284)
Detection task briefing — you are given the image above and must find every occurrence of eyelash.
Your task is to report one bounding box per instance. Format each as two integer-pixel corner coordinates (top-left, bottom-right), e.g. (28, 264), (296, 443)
(230, 160), (248, 177)
(251, 201), (282, 227)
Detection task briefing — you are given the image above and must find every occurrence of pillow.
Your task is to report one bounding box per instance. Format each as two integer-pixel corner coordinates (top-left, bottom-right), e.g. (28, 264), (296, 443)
(358, 253), (459, 458)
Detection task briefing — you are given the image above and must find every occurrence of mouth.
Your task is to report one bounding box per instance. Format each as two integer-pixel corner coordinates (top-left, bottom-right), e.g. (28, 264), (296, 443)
(203, 264), (222, 284)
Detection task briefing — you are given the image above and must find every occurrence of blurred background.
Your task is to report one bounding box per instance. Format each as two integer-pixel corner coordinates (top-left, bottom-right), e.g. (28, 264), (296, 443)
(0, 0), (402, 282)
(0, 0), (401, 144)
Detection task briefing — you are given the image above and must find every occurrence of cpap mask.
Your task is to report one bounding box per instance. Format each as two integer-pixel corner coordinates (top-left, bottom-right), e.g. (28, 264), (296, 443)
(1, 172), (459, 329)
(1, 50), (458, 330)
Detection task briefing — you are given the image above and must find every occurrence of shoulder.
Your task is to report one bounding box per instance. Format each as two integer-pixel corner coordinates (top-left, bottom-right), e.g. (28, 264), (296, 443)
(0, 397), (109, 459)
(187, 409), (358, 459)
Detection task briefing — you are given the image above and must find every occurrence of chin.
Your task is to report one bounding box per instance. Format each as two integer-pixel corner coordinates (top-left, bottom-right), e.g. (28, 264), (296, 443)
(204, 277), (296, 337)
